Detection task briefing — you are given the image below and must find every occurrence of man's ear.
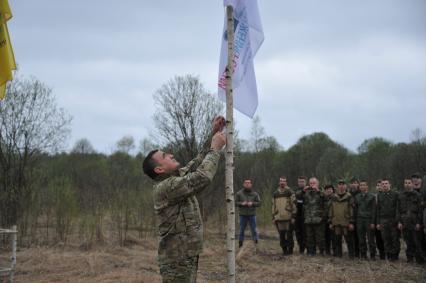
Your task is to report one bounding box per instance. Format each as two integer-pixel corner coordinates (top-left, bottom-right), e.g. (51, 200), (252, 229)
(154, 166), (165, 174)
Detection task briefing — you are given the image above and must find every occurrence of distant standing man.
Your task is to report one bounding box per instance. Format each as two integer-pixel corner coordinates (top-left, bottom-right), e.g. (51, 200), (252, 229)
(272, 177), (297, 255)
(348, 178), (361, 258)
(236, 179), (261, 248)
(294, 176), (308, 254)
(329, 180), (355, 258)
(397, 178), (425, 263)
(377, 179), (400, 261)
(354, 180), (377, 260)
(412, 173), (426, 254)
(143, 116), (226, 283)
(375, 180), (386, 260)
(303, 177), (326, 256)
(323, 184), (336, 256)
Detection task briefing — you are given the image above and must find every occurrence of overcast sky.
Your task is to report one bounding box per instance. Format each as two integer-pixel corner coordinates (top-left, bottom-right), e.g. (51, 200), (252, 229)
(8, 0), (426, 153)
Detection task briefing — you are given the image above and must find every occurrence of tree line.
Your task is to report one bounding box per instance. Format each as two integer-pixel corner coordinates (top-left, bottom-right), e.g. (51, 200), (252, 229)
(1, 74), (425, 247)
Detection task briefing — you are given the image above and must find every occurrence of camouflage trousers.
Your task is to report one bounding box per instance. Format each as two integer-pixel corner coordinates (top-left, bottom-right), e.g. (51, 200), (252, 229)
(305, 223), (325, 254)
(380, 220), (400, 256)
(159, 256), (199, 283)
(357, 218), (376, 256)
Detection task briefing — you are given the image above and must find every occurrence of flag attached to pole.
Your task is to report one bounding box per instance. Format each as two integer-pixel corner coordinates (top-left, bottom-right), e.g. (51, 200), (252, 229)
(0, 0), (16, 100)
(218, 0), (264, 118)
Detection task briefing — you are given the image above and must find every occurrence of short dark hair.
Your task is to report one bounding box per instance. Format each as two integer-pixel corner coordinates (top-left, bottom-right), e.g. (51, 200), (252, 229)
(298, 176), (307, 181)
(324, 184), (334, 191)
(360, 179), (368, 183)
(143, 149), (160, 179)
(350, 178), (359, 184)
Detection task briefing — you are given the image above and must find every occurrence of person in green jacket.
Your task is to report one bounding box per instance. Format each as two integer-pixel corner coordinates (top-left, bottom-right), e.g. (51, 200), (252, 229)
(324, 184), (336, 256)
(354, 180), (376, 260)
(236, 179), (261, 248)
(376, 179), (400, 261)
(143, 116), (226, 283)
(303, 177), (326, 256)
(397, 178), (424, 263)
(329, 180), (355, 258)
(272, 177), (297, 255)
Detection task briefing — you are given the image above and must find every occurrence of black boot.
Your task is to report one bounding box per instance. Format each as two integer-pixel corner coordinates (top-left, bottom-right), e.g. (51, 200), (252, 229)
(379, 252), (386, 260)
(239, 241), (243, 248)
(360, 252), (367, 260)
(370, 252), (376, 261)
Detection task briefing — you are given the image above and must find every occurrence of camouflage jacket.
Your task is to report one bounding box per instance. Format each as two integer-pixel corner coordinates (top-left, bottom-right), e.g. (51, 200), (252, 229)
(272, 187), (296, 221)
(397, 190), (422, 228)
(377, 190), (398, 224)
(303, 188), (325, 224)
(354, 192), (376, 224)
(236, 189), (261, 216)
(329, 192), (354, 226)
(153, 149), (220, 264)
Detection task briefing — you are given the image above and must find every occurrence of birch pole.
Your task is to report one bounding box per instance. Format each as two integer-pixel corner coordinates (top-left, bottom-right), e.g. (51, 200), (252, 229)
(225, 5), (236, 283)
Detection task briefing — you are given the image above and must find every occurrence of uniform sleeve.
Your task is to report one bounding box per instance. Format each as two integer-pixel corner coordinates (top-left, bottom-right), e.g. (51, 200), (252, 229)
(253, 193), (261, 207)
(349, 196), (354, 223)
(165, 150), (220, 204)
(291, 194), (297, 218)
(271, 196), (276, 220)
(396, 194), (401, 224)
(235, 191), (244, 207)
(328, 200), (333, 223)
(376, 194), (381, 225)
(370, 195), (376, 225)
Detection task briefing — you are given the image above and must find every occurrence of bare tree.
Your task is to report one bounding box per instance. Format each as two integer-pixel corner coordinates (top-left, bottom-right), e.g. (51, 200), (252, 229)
(116, 135), (135, 155)
(72, 138), (96, 154)
(0, 76), (72, 226)
(152, 75), (223, 161)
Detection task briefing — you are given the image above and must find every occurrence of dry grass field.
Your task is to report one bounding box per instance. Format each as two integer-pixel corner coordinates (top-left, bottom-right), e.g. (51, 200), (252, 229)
(1, 228), (425, 283)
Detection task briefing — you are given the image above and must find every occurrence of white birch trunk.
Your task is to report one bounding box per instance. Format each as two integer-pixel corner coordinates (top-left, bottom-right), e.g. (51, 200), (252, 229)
(225, 5), (236, 283)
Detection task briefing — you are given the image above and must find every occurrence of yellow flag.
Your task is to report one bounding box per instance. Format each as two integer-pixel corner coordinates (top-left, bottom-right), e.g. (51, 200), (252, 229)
(0, 0), (16, 99)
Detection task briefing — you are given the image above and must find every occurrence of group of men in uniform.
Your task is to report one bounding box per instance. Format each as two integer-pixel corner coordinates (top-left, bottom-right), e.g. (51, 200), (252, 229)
(271, 174), (426, 264)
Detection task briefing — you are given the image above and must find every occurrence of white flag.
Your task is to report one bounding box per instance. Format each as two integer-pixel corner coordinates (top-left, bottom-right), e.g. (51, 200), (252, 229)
(218, 0), (264, 118)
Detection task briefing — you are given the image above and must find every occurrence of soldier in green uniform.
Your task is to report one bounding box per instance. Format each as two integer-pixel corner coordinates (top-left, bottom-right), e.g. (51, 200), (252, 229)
(303, 177), (326, 256)
(329, 180), (355, 258)
(348, 178), (360, 258)
(142, 116), (226, 283)
(412, 173), (426, 254)
(294, 176), (307, 254)
(397, 178), (425, 263)
(236, 179), (261, 248)
(376, 179), (400, 261)
(272, 177), (297, 255)
(374, 180), (386, 260)
(354, 180), (376, 260)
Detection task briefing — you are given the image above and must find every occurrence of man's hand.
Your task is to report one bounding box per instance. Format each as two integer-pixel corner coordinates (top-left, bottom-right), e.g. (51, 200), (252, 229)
(376, 224), (382, 230)
(329, 224), (333, 230)
(247, 202), (253, 207)
(242, 201), (248, 206)
(291, 218), (295, 224)
(415, 224), (421, 231)
(211, 132), (226, 150)
(212, 116), (226, 134)
(348, 224), (354, 231)
(397, 223), (403, 231)
(369, 224), (375, 230)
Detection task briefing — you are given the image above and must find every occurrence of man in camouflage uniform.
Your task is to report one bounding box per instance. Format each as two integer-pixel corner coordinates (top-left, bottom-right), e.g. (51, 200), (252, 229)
(294, 176), (307, 254)
(354, 180), (376, 260)
(303, 177), (326, 256)
(329, 180), (355, 258)
(374, 180), (386, 259)
(397, 178), (425, 263)
(142, 116), (226, 283)
(323, 184), (335, 256)
(272, 177), (297, 255)
(348, 178), (360, 258)
(377, 179), (400, 261)
(236, 179), (261, 248)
